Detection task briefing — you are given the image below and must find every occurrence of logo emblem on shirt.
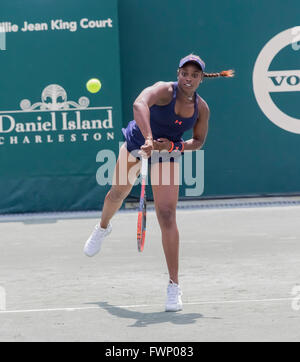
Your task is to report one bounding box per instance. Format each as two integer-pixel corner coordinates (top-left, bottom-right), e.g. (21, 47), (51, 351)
(175, 120), (182, 125)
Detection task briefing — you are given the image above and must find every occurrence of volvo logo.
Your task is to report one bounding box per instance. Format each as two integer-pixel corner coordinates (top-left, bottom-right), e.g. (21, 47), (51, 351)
(253, 27), (300, 134)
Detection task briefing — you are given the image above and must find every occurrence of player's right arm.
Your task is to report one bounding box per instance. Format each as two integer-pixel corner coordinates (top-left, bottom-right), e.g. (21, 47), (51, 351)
(133, 82), (173, 157)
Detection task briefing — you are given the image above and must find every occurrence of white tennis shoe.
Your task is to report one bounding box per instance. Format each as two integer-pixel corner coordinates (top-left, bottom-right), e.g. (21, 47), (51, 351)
(83, 222), (112, 257)
(165, 280), (183, 312)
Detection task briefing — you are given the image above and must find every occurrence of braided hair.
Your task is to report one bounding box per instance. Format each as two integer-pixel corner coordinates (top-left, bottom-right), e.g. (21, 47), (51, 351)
(203, 70), (234, 78)
(181, 53), (235, 78)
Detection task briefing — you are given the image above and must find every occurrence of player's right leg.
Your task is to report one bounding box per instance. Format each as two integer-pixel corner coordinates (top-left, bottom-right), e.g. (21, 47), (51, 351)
(84, 143), (141, 257)
(100, 143), (141, 229)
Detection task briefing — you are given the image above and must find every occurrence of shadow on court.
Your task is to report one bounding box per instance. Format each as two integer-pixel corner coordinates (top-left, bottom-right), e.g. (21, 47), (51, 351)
(85, 301), (219, 328)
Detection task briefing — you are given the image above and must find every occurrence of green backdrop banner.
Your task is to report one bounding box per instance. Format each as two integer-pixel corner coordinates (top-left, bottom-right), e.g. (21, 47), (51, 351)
(0, 0), (122, 213)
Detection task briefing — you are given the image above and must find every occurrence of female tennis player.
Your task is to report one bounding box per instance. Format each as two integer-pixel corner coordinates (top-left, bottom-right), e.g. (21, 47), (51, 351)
(84, 54), (234, 312)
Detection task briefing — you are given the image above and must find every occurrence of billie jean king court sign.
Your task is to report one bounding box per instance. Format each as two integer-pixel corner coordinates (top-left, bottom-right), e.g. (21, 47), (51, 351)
(0, 84), (114, 146)
(0, 18), (113, 33)
(253, 27), (300, 134)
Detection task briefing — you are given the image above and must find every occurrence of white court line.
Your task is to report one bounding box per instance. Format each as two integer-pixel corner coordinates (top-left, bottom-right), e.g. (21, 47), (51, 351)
(0, 297), (294, 314)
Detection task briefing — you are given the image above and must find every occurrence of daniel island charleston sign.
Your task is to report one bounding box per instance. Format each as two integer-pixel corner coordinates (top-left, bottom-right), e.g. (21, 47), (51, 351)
(0, 84), (114, 146)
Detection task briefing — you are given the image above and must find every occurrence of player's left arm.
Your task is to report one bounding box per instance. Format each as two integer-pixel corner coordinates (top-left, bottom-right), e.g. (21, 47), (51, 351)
(183, 96), (210, 151)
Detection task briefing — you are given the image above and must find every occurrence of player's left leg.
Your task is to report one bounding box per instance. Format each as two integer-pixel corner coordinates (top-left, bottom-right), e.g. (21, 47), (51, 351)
(151, 161), (183, 311)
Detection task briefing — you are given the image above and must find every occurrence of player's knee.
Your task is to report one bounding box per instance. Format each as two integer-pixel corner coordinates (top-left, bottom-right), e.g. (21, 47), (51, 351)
(107, 187), (129, 203)
(157, 206), (176, 228)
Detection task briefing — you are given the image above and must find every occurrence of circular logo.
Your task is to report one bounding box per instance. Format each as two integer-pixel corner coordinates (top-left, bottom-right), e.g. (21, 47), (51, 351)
(253, 27), (300, 134)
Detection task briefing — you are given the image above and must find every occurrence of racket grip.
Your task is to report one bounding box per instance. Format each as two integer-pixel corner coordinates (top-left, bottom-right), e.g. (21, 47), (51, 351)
(141, 157), (148, 177)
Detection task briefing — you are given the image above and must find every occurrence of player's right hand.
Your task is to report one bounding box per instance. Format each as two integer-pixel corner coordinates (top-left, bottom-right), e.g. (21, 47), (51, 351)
(139, 139), (154, 158)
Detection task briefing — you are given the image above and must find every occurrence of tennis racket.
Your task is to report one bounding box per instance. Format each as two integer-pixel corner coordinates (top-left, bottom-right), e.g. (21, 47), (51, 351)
(137, 157), (148, 252)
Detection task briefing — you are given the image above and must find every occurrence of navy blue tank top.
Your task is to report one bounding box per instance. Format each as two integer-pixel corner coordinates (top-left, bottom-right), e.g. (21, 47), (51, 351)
(122, 82), (199, 151)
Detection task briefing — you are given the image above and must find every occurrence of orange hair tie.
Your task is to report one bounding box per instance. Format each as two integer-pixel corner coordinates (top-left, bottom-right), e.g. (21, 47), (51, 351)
(220, 69), (235, 77)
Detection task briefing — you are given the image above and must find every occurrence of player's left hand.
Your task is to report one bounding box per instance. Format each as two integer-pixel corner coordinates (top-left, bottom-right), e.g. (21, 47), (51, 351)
(153, 138), (172, 152)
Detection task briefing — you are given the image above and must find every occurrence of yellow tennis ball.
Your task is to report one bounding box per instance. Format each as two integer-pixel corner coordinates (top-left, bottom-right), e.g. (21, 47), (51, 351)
(86, 78), (101, 93)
